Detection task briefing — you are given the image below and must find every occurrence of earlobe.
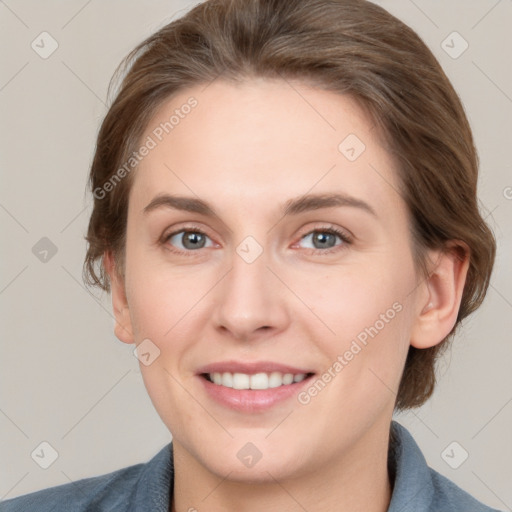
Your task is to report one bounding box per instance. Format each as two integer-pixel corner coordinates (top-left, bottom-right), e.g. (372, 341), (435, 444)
(103, 251), (135, 345)
(410, 243), (470, 349)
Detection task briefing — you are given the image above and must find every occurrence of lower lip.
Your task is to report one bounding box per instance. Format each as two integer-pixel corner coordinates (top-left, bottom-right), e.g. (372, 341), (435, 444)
(198, 374), (314, 412)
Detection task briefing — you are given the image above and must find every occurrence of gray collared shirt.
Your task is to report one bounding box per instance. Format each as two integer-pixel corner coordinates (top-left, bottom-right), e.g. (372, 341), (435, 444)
(0, 421), (503, 511)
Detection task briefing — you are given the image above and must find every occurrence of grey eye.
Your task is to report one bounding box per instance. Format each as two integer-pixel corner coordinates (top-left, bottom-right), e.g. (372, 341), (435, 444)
(300, 231), (343, 250)
(168, 231), (212, 251)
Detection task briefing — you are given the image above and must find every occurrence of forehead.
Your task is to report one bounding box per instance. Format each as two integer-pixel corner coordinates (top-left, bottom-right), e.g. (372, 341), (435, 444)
(129, 78), (402, 219)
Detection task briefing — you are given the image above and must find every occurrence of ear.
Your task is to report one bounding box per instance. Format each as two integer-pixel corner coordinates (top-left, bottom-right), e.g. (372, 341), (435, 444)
(410, 242), (470, 349)
(103, 251), (135, 345)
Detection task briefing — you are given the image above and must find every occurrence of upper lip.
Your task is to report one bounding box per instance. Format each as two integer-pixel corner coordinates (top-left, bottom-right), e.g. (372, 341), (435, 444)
(196, 360), (315, 375)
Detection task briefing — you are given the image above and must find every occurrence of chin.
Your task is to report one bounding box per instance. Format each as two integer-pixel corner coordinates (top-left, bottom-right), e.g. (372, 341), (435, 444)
(195, 440), (310, 483)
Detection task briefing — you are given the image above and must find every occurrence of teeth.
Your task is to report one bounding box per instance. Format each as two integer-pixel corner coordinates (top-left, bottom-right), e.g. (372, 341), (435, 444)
(250, 372), (268, 389)
(208, 371), (308, 390)
(233, 373), (250, 389)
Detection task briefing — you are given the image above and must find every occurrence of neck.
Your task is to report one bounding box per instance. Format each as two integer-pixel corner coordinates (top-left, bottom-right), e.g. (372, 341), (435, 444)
(170, 423), (394, 512)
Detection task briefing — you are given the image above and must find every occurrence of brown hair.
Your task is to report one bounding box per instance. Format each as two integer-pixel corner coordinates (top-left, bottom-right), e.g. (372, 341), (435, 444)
(83, 0), (496, 411)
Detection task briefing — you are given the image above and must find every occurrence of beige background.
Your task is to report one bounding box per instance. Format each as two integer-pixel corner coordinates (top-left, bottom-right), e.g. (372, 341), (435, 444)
(0, 0), (511, 508)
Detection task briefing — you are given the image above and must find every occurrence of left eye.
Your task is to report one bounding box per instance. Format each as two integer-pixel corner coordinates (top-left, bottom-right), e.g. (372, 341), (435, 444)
(298, 228), (350, 251)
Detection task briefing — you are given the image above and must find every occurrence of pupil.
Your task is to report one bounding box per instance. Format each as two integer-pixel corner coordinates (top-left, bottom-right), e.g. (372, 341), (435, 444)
(183, 232), (205, 249)
(314, 232), (334, 249)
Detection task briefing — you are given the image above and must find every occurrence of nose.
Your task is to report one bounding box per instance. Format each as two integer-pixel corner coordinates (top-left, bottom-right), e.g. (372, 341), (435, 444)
(212, 244), (290, 342)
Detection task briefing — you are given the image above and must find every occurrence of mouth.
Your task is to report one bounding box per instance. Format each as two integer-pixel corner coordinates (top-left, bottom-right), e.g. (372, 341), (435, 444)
(195, 361), (316, 412)
(200, 371), (315, 390)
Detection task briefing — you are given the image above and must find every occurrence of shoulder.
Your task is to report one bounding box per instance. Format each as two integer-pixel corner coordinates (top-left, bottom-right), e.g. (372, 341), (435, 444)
(427, 468), (504, 512)
(0, 464), (144, 512)
(389, 421), (503, 512)
(0, 443), (173, 512)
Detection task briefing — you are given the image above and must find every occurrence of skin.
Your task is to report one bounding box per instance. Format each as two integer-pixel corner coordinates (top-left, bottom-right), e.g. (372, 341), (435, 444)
(104, 77), (469, 512)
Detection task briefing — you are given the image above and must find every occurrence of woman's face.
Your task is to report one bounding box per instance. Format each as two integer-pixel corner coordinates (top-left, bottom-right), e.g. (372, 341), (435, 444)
(114, 78), (428, 481)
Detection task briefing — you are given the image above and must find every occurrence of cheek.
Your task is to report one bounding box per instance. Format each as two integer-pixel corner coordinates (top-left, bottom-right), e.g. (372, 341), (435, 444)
(301, 258), (416, 386)
(302, 261), (412, 336)
(125, 250), (207, 340)
(125, 259), (201, 432)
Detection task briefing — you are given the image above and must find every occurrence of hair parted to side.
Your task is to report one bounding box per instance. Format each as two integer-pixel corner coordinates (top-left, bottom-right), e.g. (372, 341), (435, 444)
(83, 0), (496, 411)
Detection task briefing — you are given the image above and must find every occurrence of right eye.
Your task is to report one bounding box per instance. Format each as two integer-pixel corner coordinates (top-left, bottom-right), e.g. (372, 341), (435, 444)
(163, 228), (215, 254)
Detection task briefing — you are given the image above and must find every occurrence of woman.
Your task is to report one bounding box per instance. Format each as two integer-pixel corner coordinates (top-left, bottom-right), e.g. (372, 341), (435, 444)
(0, 0), (502, 510)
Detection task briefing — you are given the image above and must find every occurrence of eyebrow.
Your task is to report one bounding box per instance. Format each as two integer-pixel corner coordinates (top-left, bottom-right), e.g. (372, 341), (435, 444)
(143, 192), (377, 218)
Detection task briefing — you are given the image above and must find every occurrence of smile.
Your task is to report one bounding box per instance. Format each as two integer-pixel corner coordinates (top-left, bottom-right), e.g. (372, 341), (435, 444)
(203, 371), (313, 390)
(196, 361), (316, 412)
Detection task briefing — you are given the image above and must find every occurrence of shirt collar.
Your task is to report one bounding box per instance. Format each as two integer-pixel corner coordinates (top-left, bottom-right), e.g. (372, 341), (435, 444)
(128, 441), (174, 512)
(387, 420), (434, 511)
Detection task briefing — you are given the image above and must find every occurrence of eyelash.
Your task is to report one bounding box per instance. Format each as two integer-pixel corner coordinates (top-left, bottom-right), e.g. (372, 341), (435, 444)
(162, 224), (353, 257)
(296, 226), (353, 255)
